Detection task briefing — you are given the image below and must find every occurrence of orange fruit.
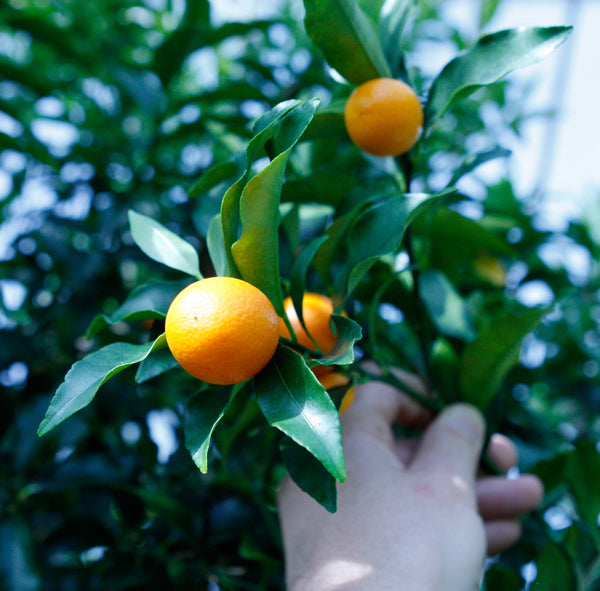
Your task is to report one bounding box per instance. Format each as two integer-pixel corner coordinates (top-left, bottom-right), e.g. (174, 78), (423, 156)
(278, 293), (340, 355)
(165, 277), (279, 385)
(344, 77), (423, 157)
(318, 372), (355, 415)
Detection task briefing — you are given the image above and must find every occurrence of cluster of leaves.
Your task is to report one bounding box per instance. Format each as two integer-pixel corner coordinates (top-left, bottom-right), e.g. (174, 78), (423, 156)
(2, 0), (599, 589)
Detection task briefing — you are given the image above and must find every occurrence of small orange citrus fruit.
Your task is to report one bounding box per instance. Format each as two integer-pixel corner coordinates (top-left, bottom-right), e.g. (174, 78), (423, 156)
(165, 277), (279, 385)
(278, 293), (340, 354)
(344, 77), (423, 157)
(318, 371), (355, 414)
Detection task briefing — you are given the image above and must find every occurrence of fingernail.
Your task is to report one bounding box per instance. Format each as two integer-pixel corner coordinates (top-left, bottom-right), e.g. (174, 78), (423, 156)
(444, 404), (485, 445)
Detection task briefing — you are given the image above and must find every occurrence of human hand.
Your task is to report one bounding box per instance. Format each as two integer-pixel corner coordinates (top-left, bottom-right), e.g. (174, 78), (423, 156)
(277, 372), (544, 591)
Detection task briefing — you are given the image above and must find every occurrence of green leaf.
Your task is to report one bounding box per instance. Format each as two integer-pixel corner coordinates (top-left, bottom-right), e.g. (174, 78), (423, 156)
(483, 564), (523, 591)
(280, 438), (338, 513)
(345, 190), (455, 294)
(459, 306), (547, 409)
(135, 348), (179, 383)
(86, 279), (191, 338)
(448, 147), (512, 187)
(38, 335), (167, 436)
(184, 387), (235, 473)
(0, 518), (42, 591)
(566, 440), (600, 547)
(532, 541), (576, 591)
(255, 346), (346, 482)
(220, 100), (305, 278)
(303, 0), (391, 84)
(380, 0), (416, 78)
(232, 100), (319, 314)
(206, 213), (230, 277)
(419, 270), (476, 341)
(128, 210), (202, 279)
(289, 235), (329, 323)
(425, 26), (573, 127)
(188, 159), (241, 199)
(309, 314), (362, 369)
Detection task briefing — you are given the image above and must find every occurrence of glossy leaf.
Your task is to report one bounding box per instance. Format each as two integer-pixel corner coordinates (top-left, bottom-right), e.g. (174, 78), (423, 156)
(419, 270), (476, 341)
(135, 348), (179, 383)
(232, 100), (319, 314)
(38, 335), (167, 436)
(280, 437), (338, 513)
(303, 0), (391, 84)
(128, 210), (202, 279)
(425, 26), (573, 127)
(308, 314), (363, 370)
(460, 307), (548, 409)
(255, 346), (346, 482)
(86, 279), (191, 338)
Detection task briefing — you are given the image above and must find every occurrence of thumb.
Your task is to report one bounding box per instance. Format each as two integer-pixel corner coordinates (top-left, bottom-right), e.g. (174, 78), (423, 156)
(410, 403), (485, 485)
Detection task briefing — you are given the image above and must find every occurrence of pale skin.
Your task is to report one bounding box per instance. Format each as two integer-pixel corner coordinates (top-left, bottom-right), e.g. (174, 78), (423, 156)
(278, 371), (544, 591)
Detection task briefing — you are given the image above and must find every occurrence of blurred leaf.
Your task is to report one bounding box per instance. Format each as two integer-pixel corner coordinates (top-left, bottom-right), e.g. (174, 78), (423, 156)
(255, 346), (346, 482)
(184, 387), (235, 473)
(425, 26), (573, 127)
(0, 519), (41, 591)
(482, 564), (523, 591)
(280, 437), (338, 512)
(232, 100), (319, 314)
(128, 210), (202, 279)
(460, 306), (548, 409)
(303, 0), (391, 84)
(448, 147), (512, 186)
(38, 335), (167, 436)
(532, 541), (576, 591)
(188, 159), (241, 199)
(419, 270), (476, 341)
(479, 0), (503, 29)
(566, 440), (600, 547)
(86, 279), (191, 338)
(380, 0), (416, 78)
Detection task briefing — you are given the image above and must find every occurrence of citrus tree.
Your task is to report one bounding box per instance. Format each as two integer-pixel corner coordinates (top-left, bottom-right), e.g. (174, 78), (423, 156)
(2, 0), (599, 589)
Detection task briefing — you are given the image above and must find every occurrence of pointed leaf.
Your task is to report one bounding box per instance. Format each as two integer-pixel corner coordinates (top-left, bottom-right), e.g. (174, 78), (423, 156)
(87, 279), (191, 338)
(38, 335), (167, 436)
(184, 387), (235, 473)
(425, 26), (572, 127)
(232, 100), (319, 314)
(255, 346), (346, 482)
(128, 210), (202, 278)
(460, 306), (548, 408)
(188, 159), (241, 199)
(280, 438), (338, 513)
(220, 100), (304, 278)
(303, 0), (391, 84)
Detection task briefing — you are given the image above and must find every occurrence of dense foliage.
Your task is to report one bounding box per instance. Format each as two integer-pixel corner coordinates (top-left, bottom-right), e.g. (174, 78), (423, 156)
(1, 0), (599, 589)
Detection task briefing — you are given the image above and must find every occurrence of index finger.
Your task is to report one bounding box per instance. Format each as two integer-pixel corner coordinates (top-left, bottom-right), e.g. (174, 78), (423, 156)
(342, 365), (433, 447)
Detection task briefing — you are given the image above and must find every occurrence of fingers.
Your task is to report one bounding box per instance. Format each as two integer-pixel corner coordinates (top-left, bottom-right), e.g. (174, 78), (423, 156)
(477, 474), (544, 520)
(342, 366), (433, 448)
(410, 404), (485, 486)
(485, 520), (523, 556)
(485, 434), (518, 474)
